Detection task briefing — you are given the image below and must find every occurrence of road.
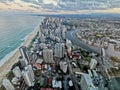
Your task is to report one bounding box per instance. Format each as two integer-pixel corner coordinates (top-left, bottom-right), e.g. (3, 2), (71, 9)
(65, 53), (79, 90)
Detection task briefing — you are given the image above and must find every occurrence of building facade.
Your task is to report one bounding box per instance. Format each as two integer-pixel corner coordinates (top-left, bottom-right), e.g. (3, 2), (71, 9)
(2, 79), (15, 90)
(12, 66), (21, 78)
(54, 43), (65, 58)
(43, 49), (54, 63)
(22, 65), (34, 87)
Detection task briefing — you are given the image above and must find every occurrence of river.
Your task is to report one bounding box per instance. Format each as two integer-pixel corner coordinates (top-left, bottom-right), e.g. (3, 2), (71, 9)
(66, 30), (100, 53)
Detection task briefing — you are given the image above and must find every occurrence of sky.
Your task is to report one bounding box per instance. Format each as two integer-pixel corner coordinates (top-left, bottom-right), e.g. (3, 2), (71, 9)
(0, 0), (120, 14)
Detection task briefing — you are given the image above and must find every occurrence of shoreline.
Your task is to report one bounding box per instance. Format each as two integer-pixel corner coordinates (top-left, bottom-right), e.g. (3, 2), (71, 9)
(0, 24), (40, 85)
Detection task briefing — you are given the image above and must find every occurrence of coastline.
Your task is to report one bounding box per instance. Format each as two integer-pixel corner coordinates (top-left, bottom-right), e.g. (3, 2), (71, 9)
(0, 24), (40, 85)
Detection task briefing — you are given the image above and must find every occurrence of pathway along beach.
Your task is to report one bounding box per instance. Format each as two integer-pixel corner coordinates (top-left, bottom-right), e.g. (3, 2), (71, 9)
(0, 25), (40, 85)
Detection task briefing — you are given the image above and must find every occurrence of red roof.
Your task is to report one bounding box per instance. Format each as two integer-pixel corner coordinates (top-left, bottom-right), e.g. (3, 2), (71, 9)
(40, 88), (53, 90)
(46, 88), (53, 90)
(33, 63), (41, 70)
(40, 88), (46, 90)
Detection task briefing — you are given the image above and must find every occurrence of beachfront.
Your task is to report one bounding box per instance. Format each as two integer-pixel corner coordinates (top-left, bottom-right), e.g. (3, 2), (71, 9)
(0, 17), (120, 90)
(0, 24), (40, 85)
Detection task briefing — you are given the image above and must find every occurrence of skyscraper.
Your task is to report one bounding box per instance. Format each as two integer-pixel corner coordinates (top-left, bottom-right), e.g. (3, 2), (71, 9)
(2, 79), (15, 90)
(40, 34), (45, 43)
(19, 46), (30, 61)
(43, 49), (54, 63)
(54, 43), (65, 58)
(22, 65), (34, 87)
(66, 39), (72, 53)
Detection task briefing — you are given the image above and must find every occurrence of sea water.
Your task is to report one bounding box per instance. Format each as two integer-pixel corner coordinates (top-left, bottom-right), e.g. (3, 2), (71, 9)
(0, 13), (43, 66)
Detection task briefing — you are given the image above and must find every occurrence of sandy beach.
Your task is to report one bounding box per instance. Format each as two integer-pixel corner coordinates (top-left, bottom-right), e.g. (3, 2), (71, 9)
(0, 25), (40, 85)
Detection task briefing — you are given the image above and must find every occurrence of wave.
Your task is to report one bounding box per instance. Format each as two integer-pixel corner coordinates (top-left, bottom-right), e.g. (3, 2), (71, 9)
(7, 45), (13, 48)
(0, 47), (10, 53)
(0, 47), (18, 67)
(20, 38), (25, 41)
(0, 20), (43, 67)
(0, 48), (6, 53)
(0, 44), (16, 54)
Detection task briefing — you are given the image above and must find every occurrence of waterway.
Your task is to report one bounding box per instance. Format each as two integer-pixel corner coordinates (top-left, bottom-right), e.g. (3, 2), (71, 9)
(66, 30), (100, 53)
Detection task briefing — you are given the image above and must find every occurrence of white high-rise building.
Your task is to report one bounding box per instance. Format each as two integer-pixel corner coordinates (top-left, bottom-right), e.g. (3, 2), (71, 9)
(62, 26), (67, 39)
(2, 79), (15, 90)
(40, 34), (45, 43)
(66, 39), (72, 52)
(62, 31), (66, 39)
(54, 43), (65, 58)
(22, 65), (34, 87)
(19, 46), (30, 61)
(80, 74), (98, 90)
(12, 66), (21, 78)
(43, 49), (54, 63)
(90, 59), (97, 69)
(19, 46), (31, 63)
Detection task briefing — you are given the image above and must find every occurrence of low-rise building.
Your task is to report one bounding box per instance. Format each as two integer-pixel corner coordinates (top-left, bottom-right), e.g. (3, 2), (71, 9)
(90, 59), (97, 69)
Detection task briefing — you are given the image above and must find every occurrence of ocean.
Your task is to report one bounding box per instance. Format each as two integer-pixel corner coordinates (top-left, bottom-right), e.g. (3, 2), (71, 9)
(0, 13), (43, 66)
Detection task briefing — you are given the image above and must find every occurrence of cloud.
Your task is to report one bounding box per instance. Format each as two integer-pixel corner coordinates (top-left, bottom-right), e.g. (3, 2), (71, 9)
(0, 0), (120, 14)
(42, 0), (58, 6)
